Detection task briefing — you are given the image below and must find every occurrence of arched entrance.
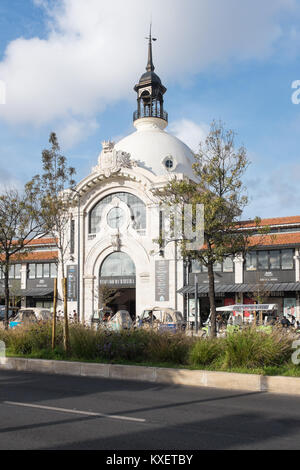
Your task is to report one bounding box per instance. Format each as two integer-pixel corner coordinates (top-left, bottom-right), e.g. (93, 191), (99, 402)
(99, 252), (136, 318)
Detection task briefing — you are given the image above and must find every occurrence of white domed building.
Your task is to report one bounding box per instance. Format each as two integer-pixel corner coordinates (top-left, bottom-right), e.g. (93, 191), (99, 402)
(66, 34), (195, 322)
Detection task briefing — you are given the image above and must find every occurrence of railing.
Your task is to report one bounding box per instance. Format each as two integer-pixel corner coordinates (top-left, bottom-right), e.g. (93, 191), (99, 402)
(133, 109), (168, 122)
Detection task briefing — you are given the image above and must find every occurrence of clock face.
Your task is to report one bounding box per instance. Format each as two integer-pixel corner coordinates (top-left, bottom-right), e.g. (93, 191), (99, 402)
(107, 207), (125, 229)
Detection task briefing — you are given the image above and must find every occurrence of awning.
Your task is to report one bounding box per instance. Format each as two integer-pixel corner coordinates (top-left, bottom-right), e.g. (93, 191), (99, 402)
(216, 304), (278, 312)
(179, 282), (300, 296)
(19, 288), (54, 297)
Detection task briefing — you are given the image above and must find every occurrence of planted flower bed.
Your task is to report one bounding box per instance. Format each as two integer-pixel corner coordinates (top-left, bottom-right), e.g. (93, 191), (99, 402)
(0, 322), (299, 375)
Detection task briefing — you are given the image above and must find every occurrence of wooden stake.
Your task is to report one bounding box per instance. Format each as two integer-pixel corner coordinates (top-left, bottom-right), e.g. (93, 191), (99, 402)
(62, 278), (70, 353)
(52, 278), (57, 350)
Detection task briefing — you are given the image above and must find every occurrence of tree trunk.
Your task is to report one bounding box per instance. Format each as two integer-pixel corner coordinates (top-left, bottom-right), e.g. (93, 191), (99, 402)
(207, 260), (217, 338)
(4, 259), (9, 330)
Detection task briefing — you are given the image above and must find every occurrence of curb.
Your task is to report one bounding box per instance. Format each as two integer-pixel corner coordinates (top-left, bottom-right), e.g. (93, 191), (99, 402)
(1, 357), (300, 395)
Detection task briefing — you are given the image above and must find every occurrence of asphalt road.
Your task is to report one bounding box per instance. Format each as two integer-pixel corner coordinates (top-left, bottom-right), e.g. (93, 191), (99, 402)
(0, 369), (300, 450)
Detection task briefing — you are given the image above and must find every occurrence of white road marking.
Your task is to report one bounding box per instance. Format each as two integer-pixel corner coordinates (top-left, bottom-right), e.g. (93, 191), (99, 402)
(3, 401), (146, 423)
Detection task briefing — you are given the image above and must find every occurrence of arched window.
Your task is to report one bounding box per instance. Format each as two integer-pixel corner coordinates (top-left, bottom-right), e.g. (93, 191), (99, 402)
(100, 252), (136, 278)
(89, 192), (146, 234)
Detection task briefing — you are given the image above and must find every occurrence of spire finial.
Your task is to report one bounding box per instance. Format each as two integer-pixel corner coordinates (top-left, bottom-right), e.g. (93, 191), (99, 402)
(145, 23), (157, 72)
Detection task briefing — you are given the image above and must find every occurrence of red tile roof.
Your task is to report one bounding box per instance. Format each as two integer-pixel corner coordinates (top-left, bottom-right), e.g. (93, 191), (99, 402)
(1, 251), (58, 262)
(26, 238), (57, 246)
(249, 233), (300, 248)
(240, 216), (300, 228)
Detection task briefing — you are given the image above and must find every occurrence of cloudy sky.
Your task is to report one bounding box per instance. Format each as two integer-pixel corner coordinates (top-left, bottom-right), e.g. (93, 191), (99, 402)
(0, 0), (300, 219)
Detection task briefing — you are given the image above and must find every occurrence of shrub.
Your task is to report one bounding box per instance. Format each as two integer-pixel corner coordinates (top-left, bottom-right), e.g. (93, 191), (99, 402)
(96, 329), (151, 362)
(69, 323), (98, 359)
(5, 321), (64, 355)
(223, 327), (293, 369)
(189, 337), (224, 367)
(147, 331), (193, 365)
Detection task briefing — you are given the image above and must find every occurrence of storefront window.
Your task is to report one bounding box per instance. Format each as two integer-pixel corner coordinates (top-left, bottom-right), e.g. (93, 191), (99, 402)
(28, 264), (35, 279)
(43, 264), (50, 278)
(214, 262), (222, 272)
(50, 263), (58, 279)
(36, 264), (43, 278)
(223, 257), (234, 273)
(191, 260), (201, 273)
(269, 250), (280, 270)
(8, 265), (14, 279)
(282, 249), (294, 270)
(14, 264), (21, 279)
(246, 253), (257, 271)
(258, 251), (268, 270)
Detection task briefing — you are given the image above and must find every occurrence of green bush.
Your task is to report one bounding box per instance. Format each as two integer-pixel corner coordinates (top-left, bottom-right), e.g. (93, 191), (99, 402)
(189, 337), (224, 367)
(1, 321), (296, 373)
(69, 323), (98, 359)
(223, 327), (293, 368)
(147, 331), (194, 365)
(95, 329), (150, 362)
(5, 321), (64, 355)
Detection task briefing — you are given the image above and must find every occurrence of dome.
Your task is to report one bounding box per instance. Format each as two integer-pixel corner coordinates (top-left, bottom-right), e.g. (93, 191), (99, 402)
(138, 71), (162, 86)
(115, 117), (195, 178)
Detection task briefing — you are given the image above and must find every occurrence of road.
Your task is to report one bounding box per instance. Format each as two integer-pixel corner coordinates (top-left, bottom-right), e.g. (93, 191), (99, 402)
(0, 369), (300, 450)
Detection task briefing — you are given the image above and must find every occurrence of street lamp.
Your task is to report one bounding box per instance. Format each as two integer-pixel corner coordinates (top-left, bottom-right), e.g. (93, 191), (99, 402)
(71, 188), (81, 323)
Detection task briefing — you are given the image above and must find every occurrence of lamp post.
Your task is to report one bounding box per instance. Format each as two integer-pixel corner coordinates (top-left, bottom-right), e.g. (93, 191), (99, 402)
(71, 188), (81, 323)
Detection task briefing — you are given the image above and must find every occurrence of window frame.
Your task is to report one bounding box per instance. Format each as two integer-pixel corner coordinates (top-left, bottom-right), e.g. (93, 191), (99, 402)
(245, 250), (295, 272)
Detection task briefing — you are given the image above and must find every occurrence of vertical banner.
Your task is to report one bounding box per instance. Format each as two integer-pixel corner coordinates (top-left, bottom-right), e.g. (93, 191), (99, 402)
(155, 260), (170, 302)
(67, 265), (78, 302)
(284, 298), (296, 317)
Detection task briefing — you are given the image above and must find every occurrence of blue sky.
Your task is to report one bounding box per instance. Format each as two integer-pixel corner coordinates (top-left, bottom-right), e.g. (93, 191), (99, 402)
(0, 0), (300, 219)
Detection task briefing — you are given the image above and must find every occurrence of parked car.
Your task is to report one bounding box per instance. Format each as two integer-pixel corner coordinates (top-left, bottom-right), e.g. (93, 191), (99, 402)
(136, 307), (186, 332)
(106, 310), (133, 331)
(91, 308), (113, 329)
(0, 306), (19, 323)
(9, 307), (51, 329)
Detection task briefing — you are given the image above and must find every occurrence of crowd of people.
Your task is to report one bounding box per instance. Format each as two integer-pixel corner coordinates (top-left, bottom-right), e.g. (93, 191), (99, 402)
(215, 313), (300, 331)
(56, 309), (78, 323)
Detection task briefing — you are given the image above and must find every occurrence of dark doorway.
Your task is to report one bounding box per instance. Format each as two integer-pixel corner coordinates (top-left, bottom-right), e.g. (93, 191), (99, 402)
(108, 288), (136, 319)
(99, 252), (136, 320)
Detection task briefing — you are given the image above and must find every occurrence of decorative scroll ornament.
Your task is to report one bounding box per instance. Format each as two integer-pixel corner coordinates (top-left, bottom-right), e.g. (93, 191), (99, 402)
(93, 141), (137, 178)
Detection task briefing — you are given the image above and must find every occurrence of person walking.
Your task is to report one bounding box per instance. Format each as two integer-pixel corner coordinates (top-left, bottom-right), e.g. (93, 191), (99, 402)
(73, 310), (78, 323)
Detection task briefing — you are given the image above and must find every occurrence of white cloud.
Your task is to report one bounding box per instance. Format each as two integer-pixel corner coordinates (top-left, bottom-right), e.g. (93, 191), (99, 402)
(169, 119), (209, 152)
(57, 117), (99, 149)
(0, 168), (23, 192)
(0, 0), (297, 133)
(244, 162), (300, 218)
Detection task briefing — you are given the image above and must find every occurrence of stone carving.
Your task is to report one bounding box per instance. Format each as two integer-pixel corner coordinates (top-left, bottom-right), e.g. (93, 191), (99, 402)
(111, 233), (121, 252)
(93, 141), (137, 178)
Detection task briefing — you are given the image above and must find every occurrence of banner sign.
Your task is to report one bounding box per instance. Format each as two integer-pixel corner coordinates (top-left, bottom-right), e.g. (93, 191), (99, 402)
(155, 260), (170, 302)
(67, 265), (78, 302)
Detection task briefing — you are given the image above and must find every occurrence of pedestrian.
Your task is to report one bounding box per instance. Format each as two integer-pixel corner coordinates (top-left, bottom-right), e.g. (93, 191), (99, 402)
(73, 310), (77, 323)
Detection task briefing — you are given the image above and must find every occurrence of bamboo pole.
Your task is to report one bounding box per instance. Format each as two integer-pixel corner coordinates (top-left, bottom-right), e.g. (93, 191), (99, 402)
(52, 278), (57, 350)
(62, 277), (70, 353)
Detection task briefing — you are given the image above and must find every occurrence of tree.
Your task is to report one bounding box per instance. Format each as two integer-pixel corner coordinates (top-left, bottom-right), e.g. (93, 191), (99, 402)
(98, 285), (120, 309)
(28, 132), (76, 352)
(0, 187), (44, 329)
(154, 121), (265, 337)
